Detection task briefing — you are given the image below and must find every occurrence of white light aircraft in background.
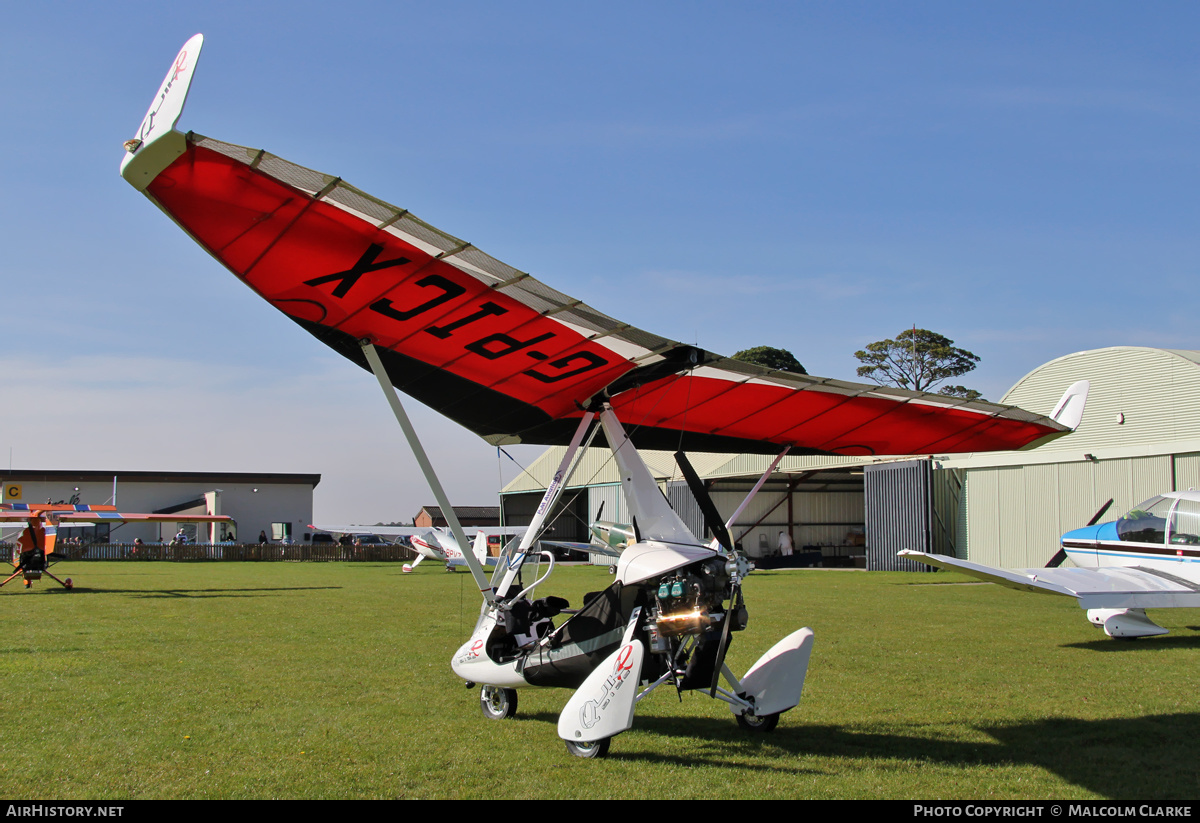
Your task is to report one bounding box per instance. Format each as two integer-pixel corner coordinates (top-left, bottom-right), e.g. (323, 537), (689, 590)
(313, 524), (528, 573)
(121, 35), (1087, 757)
(903, 491), (1200, 639)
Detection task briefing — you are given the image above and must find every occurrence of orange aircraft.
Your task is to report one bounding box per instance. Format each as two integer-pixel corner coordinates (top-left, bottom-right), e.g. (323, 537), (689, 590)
(0, 503), (233, 590)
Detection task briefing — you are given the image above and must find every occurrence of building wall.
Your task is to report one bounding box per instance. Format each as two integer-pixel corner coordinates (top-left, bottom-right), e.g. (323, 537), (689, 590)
(962, 454), (1182, 567)
(0, 472), (316, 544)
(942, 348), (1200, 567)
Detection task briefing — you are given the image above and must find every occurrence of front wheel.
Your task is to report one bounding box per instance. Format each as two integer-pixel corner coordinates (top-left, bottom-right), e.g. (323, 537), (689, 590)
(735, 711), (779, 732)
(564, 737), (610, 758)
(479, 685), (518, 720)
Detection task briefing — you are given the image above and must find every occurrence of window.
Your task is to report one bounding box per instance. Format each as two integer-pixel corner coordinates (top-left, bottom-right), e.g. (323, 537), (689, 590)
(1116, 496), (1172, 544)
(1168, 498), (1200, 546)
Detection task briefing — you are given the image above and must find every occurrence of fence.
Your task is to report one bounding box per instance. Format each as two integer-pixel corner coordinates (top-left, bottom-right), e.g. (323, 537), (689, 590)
(1, 542), (417, 563)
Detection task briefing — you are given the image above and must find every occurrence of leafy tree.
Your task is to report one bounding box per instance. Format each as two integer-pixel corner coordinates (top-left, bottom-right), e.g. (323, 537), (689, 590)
(854, 329), (982, 399)
(937, 385), (983, 402)
(732, 346), (807, 375)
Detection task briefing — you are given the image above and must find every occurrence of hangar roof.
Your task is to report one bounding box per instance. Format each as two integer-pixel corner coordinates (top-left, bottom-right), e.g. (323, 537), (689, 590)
(1004, 347), (1200, 453)
(940, 347), (1200, 468)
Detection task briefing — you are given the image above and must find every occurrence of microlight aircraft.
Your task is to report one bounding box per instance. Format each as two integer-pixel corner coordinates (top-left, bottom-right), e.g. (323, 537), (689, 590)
(1, 503), (233, 590)
(902, 491), (1200, 639)
(120, 35), (1087, 756)
(312, 524), (530, 573)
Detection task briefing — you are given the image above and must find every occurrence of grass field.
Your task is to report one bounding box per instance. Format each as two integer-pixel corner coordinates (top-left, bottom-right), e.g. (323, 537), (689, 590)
(3, 561), (1198, 799)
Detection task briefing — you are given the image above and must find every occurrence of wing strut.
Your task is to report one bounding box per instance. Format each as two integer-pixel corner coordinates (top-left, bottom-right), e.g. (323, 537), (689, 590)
(360, 341), (494, 604)
(723, 447), (790, 534)
(493, 409), (597, 599)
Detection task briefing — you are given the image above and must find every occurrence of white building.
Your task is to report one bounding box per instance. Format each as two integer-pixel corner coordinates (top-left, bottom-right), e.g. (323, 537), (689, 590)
(0, 470), (320, 544)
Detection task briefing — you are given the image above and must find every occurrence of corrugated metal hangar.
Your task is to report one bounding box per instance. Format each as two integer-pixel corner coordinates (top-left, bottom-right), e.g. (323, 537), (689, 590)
(502, 450), (870, 567)
(945, 346), (1200, 568)
(502, 347), (1200, 571)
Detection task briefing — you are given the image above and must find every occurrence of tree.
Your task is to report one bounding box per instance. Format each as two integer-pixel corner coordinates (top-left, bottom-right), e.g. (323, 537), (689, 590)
(854, 329), (982, 398)
(732, 346), (807, 375)
(936, 385), (983, 402)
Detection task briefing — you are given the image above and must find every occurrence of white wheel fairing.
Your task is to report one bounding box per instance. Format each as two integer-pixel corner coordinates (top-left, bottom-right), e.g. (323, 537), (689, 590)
(557, 639), (643, 743)
(734, 627), (814, 717)
(558, 613), (645, 744)
(1087, 608), (1169, 638)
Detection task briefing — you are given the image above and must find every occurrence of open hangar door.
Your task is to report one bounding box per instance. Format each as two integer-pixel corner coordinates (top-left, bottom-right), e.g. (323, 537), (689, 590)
(499, 486), (590, 557)
(708, 467), (867, 568)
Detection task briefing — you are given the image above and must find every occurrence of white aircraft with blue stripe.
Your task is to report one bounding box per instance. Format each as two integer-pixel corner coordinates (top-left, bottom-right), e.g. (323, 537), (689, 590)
(903, 491), (1200, 638)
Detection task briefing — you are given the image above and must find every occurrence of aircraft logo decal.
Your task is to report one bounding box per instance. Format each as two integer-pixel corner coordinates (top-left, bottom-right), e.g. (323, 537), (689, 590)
(579, 643), (636, 729)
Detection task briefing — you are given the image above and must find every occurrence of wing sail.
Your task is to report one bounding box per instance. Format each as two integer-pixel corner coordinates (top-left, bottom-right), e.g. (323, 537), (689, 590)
(130, 131), (1069, 455)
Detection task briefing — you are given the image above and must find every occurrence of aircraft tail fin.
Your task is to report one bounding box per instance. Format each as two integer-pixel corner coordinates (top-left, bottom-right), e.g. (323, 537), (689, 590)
(120, 34), (204, 190)
(1019, 380), (1089, 450)
(1049, 380), (1089, 431)
(472, 531), (489, 563)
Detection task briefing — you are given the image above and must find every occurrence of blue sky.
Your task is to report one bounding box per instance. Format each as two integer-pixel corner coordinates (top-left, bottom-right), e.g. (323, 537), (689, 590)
(2, 2), (1198, 522)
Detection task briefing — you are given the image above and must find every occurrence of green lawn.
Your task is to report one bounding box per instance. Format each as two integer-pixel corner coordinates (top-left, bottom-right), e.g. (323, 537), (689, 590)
(3, 561), (1197, 799)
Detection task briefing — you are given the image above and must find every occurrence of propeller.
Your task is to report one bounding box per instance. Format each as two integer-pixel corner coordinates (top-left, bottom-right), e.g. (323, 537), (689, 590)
(1087, 499), (1115, 526)
(709, 584), (742, 697)
(672, 451), (741, 697)
(1045, 498), (1112, 568)
(674, 451), (733, 552)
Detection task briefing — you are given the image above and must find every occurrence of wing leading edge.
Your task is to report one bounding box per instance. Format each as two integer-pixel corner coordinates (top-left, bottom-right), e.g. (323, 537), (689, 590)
(122, 56), (1072, 456)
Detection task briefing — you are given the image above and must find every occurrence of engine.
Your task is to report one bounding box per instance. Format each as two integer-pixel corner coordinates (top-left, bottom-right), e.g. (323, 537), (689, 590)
(648, 556), (745, 643)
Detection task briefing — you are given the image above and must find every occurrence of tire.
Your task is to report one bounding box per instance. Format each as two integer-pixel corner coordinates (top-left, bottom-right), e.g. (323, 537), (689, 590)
(735, 711), (779, 732)
(564, 737), (611, 758)
(479, 685), (518, 720)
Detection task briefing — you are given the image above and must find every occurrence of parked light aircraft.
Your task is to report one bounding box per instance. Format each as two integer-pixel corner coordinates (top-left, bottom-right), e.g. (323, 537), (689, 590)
(312, 524), (530, 573)
(1, 503), (233, 590)
(902, 491), (1200, 639)
(120, 35), (1087, 756)
(541, 517), (636, 559)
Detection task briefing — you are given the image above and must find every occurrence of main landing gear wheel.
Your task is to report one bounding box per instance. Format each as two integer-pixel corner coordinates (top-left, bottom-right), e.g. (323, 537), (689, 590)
(564, 737), (610, 759)
(735, 712), (779, 733)
(479, 685), (518, 720)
